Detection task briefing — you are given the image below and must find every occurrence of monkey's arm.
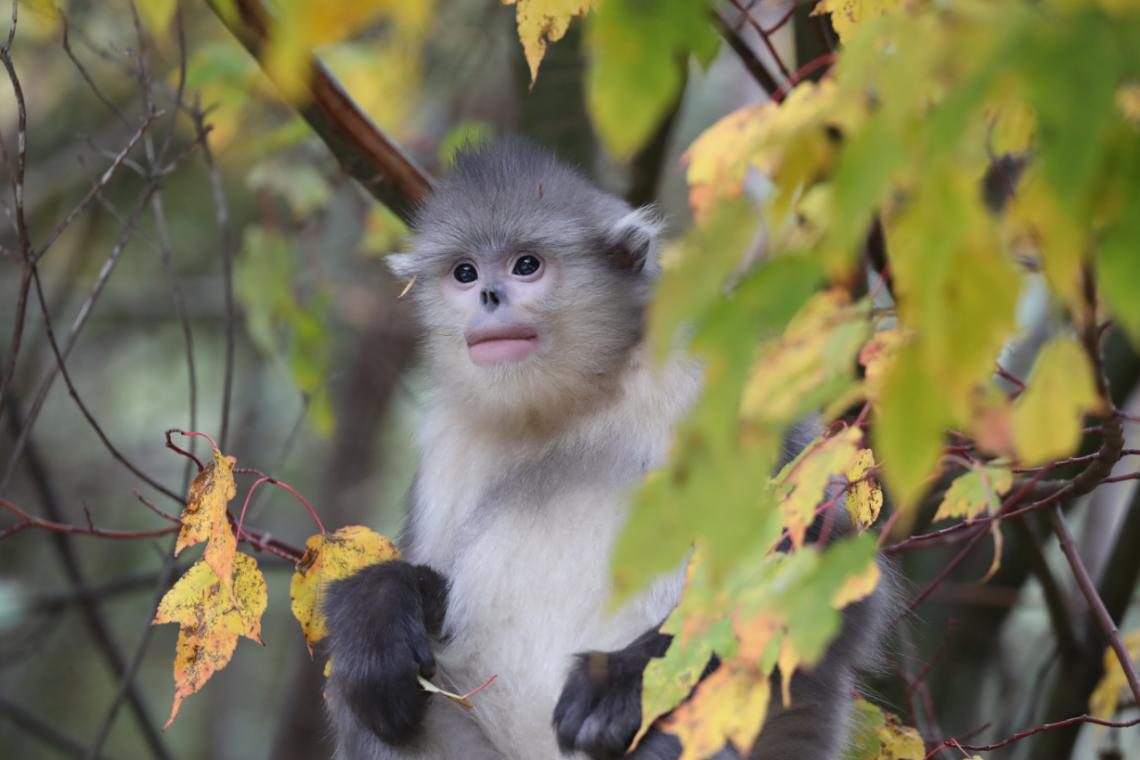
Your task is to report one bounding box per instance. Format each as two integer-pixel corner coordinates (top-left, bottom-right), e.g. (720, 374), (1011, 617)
(324, 560), (448, 746)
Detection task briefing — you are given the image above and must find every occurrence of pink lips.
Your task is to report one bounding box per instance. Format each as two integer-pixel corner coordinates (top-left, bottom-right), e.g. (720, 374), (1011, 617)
(465, 326), (539, 366)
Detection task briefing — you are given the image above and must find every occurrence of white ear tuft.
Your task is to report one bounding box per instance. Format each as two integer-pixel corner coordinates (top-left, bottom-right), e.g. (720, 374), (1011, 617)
(385, 252), (417, 280)
(606, 206), (664, 275)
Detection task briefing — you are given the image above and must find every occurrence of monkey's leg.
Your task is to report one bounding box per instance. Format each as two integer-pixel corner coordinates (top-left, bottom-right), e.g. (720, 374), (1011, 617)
(553, 627), (673, 759)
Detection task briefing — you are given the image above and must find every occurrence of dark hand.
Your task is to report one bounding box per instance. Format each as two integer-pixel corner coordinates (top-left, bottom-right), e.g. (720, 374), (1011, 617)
(553, 628), (672, 759)
(324, 560), (448, 745)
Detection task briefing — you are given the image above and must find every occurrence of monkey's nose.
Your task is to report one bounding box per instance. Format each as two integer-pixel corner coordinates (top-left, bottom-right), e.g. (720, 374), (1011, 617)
(480, 288), (502, 312)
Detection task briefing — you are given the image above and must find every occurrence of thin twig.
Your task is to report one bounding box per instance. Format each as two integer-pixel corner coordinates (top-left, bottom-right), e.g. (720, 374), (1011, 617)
(0, 497), (178, 541)
(1050, 504), (1140, 708)
(727, 0), (793, 80)
(0, 1), (33, 427)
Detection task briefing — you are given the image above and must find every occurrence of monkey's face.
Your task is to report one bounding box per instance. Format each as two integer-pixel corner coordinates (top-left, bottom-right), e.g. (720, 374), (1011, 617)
(441, 250), (552, 368)
(387, 138), (660, 425)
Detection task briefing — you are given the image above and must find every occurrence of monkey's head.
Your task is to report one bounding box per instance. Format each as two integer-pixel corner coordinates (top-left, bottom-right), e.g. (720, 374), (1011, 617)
(388, 137), (662, 427)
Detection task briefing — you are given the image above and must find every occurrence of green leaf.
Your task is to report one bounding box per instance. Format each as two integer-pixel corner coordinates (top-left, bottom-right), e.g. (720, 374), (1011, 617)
(586, 0), (718, 159)
(613, 252), (821, 598)
(933, 463), (1013, 522)
(874, 343), (951, 509)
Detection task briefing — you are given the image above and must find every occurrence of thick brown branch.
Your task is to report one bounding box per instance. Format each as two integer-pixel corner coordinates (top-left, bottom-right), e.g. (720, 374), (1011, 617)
(205, 0), (432, 223)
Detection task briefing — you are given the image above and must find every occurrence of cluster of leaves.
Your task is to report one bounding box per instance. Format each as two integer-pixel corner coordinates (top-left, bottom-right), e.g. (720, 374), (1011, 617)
(507, 0), (1140, 755)
(153, 439), (396, 725)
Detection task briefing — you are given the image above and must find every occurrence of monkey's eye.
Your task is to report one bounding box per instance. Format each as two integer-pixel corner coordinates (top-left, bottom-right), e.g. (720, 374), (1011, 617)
(512, 255), (542, 277)
(453, 262), (478, 284)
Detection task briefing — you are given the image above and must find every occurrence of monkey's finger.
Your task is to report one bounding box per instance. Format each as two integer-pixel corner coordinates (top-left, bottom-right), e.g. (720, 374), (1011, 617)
(410, 631), (436, 679)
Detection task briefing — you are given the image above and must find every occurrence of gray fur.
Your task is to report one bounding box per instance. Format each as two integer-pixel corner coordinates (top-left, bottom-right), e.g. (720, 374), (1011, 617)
(329, 139), (893, 760)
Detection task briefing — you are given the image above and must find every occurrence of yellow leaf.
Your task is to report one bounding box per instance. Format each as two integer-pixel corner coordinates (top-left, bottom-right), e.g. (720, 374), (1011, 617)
(502, 0), (594, 84)
(874, 708), (926, 759)
(263, 0), (431, 102)
(154, 553), (267, 727)
(846, 699), (926, 759)
(1118, 83), (1140, 126)
(811, 0), (907, 44)
(740, 289), (870, 426)
(1012, 337), (1101, 465)
(773, 427), (862, 548)
(1089, 630), (1140, 723)
(832, 561), (880, 609)
(933, 462), (1013, 522)
(986, 98), (1037, 155)
(175, 450), (238, 596)
(663, 663), (771, 760)
(290, 525), (399, 653)
(136, 0), (176, 36)
(845, 448), (883, 530)
(685, 81), (853, 223)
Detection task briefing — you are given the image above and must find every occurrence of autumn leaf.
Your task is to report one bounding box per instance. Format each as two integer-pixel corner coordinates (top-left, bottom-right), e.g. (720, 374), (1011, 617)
(933, 462), (1013, 522)
(812, 0), (909, 44)
(290, 525), (400, 653)
(740, 290), (871, 427)
(262, 0), (431, 101)
(1012, 337), (1100, 465)
(845, 448), (883, 530)
(502, 0), (594, 84)
(832, 560), (880, 609)
(685, 81), (855, 224)
(1089, 629), (1140, 724)
(844, 699), (926, 759)
(153, 553), (268, 728)
(175, 449), (238, 596)
(662, 662), (771, 760)
(772, 427), (862, 549)
(135, 0), (176, 36)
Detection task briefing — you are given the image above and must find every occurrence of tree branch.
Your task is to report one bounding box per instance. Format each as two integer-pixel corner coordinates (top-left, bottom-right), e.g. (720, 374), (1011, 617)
(204, 0), (432, 223)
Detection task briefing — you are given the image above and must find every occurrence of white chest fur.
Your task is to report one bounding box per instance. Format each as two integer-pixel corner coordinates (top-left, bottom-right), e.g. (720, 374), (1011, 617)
(402, 355), (699, 759)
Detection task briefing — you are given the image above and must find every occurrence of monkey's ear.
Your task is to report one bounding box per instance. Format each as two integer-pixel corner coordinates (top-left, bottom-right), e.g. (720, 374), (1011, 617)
(385, 252), (417, 280)
(605, 207), (663, 276)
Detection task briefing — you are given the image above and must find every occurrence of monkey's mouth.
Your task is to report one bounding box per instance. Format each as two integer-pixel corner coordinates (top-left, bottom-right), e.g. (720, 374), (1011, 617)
(465, 326), (539, 366)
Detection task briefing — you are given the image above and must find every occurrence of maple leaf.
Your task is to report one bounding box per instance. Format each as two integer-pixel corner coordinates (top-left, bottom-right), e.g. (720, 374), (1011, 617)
(663, 662), (771, 760)
(772, 427), (862, 548)
(685, 81), (855, 223)
(811, 0), (908, 45)
(175, 449), (238, 596)
(845, 448), (883, 530)
(502, 0), (594, 84)
(831, 560), (880, 609)
(153, 553), (267, 728)
(740, 290), (871, 428)
(933, 462), (1013, 522)
(290, 525), (400, 654)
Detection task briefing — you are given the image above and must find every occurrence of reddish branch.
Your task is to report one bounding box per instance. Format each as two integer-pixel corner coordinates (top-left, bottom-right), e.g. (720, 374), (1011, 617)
(925, 713), (1140, 757)
(0, 497), (178, 541)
